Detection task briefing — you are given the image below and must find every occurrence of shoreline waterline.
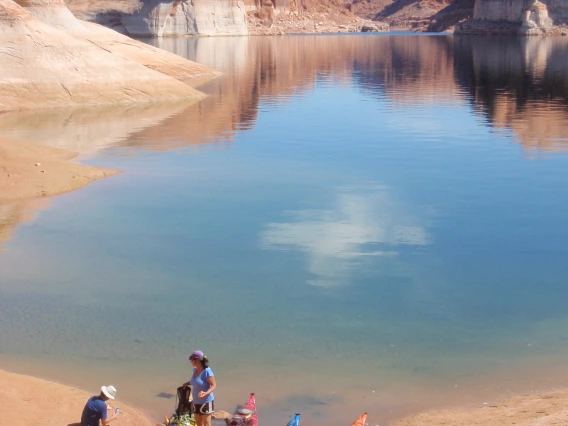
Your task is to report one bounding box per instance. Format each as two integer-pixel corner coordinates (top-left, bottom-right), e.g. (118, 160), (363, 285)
(3, 356), (568, 426)
(3, 346), (568, 425)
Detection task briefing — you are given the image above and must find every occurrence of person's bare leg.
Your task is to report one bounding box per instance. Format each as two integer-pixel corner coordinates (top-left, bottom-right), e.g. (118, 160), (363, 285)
(203, 414), (212, 426)
(195, 413), (204, 426)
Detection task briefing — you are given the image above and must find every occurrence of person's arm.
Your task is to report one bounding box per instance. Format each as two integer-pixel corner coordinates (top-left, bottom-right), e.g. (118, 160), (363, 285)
(100, 403), (118, 425)
(101, 413), (119, 425)
(198, 376), (216, 399)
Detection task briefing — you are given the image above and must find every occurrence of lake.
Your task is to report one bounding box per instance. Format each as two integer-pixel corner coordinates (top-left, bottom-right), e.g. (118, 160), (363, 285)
(1, 34), (568, 425)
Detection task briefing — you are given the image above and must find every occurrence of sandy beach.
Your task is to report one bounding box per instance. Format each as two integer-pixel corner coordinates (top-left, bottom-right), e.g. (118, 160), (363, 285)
(2, 365), (568, 426)
(393, 389), (568, 425)
(0, 369), (152, 426)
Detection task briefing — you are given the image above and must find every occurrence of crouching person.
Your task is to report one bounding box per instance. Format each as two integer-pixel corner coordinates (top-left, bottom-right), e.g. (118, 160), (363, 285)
(81, 385), (119, 426)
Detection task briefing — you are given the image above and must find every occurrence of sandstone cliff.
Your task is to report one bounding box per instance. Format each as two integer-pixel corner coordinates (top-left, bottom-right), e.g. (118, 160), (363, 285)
(0, 0), (222, 112)
(244, 0), (388, 33)
(456, 0), (568, 34)
(13, 0), (221, 82)
(65, 0), (248, 36)
(65, 0), (388, 35)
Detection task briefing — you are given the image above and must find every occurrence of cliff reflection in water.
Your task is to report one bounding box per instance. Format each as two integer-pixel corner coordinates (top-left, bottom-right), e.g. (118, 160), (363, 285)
(0, 35), (566, 155)
(454, 36), (568, 153)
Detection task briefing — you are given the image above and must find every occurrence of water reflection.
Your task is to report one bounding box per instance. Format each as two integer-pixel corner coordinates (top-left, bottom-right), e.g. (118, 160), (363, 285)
(0, 204), (26, 247)
(0, 103), (193, 153)
(261, 185), (430, 287)
(0, 35), (566, 154)
(154, 35), (568, 153)
(454, 36), (568, 153)
(0, 201), (48, 250)
(1, 35), (567, 249)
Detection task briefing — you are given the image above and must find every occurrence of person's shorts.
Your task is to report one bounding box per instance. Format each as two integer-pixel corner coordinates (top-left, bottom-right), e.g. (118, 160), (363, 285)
(193, 401), (214, 415)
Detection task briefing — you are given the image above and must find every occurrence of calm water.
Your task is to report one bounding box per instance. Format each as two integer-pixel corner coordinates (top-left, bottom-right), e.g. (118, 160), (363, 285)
(2, 34), (568, 425)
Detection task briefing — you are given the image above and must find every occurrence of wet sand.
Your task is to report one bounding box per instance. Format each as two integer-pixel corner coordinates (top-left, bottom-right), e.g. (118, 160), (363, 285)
(0, 137), (118, 247)
(0, 137), (117, 204)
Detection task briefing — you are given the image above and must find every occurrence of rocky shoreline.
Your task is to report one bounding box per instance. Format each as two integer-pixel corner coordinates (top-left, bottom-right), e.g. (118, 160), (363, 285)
(247, 10), (389, 35)
(456, 19), (568, 35)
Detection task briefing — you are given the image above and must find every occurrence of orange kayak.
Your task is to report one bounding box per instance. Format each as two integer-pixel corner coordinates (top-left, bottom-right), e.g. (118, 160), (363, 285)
(351, 413), (367, 426)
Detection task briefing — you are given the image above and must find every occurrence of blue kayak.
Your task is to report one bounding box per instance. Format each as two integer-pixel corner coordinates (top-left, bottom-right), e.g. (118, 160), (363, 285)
(287, 414), (300, 426)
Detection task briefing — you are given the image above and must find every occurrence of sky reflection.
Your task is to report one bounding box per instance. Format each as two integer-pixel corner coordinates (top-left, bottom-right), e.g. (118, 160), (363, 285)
(261, 185), (430, 287)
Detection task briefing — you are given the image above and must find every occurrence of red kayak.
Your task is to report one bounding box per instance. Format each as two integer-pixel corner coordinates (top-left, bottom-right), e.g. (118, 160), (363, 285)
(351, 412), (367, 426)
(225, 393), (258, 426)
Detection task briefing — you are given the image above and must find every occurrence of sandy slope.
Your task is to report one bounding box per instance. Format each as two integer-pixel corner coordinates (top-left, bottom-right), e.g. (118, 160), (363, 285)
(0, 369), (153, 426)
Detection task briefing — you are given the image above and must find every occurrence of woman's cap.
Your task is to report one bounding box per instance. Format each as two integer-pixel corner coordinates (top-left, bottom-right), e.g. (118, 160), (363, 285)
(189, 350), (204, 361)
(101, 385), (117, 400)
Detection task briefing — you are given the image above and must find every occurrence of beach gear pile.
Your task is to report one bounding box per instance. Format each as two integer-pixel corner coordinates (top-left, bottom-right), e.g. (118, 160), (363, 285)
(162, 386), (367, 426)
(168, 412), (196, 426)
(165, 386), (196, 426)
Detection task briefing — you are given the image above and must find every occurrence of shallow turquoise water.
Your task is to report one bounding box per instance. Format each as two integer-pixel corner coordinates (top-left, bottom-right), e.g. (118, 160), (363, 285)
(1, 34), (568, 424)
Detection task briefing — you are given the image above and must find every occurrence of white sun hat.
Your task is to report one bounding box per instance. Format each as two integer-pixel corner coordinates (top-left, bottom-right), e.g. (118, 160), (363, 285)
(101, 385), (117, 400)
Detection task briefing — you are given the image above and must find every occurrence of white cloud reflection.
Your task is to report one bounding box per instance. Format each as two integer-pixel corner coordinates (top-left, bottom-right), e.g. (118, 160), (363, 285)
(260, 185), (430, 287)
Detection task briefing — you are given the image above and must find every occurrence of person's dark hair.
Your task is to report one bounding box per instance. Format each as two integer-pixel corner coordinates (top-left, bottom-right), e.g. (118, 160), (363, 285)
(200, 355), (209, 369)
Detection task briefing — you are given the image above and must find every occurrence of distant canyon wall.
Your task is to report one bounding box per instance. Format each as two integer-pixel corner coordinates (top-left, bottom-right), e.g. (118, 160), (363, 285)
(456, 0), (568, 34)
(65, 0), (248, 36)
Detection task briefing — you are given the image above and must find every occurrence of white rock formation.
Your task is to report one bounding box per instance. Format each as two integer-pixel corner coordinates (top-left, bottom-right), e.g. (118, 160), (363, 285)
(12, 0), (222, 82)
(520, 0), (553, 34)
(0, 0), (209, 112)
(66, 0), (249, 36)
(122, 0), (248, 36)
(456, 0), (568, 34)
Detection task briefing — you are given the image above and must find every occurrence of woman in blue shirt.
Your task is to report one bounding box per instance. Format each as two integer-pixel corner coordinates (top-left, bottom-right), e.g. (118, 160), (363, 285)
(182, 350), (216, 426)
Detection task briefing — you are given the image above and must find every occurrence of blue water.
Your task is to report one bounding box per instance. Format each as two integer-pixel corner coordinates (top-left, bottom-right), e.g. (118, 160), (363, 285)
(1, 34), (568, 425)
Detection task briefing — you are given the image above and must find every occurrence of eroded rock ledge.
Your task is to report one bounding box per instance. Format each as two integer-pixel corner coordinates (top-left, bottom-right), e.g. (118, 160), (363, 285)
(0, 0), (221, 113)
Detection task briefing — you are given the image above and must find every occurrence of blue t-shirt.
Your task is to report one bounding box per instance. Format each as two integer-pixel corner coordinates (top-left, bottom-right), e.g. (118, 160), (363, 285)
(190, 367), (214, 404)
(81, 396), (108, 426)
